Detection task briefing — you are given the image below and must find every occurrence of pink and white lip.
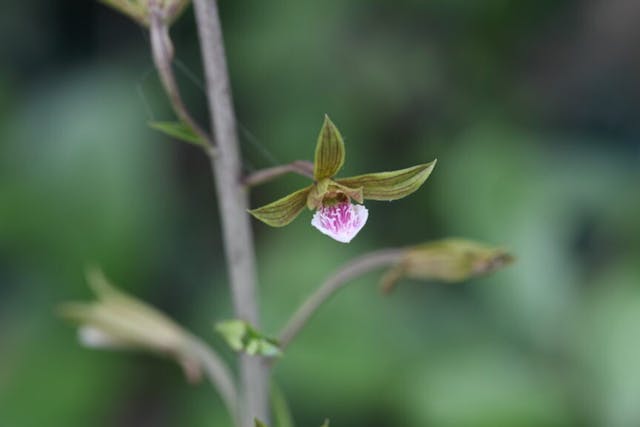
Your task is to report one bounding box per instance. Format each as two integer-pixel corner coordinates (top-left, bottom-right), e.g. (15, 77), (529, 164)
(311, 201), (369, 243)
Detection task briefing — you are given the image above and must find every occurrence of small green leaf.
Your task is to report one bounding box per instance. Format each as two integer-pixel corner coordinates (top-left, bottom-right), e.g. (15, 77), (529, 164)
(148, 121), (205, 146)
(255, 419), (269, 427)
(381, 238), (514, 293)
(216, 320), (282, 357)
(214, 319), (246, 352)
(250, 186), (311, 227)
(313, 115), (346, 180)
(337, 160), (436, 201)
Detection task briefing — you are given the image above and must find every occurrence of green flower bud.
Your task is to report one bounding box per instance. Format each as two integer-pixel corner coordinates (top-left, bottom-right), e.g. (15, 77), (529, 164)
(59, 268), (202, 382)
(381, 238), (514, 293)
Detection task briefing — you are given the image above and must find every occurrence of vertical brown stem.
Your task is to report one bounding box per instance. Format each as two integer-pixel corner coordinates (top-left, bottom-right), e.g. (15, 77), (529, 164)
(191, 0), (269, 425)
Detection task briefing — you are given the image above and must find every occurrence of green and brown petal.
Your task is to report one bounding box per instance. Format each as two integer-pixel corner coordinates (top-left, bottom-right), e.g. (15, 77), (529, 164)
(313, 115), (346, 180)
(337, 160), (436, 201)
(306, 178), (363, 210)
(249, 186), (312, 227)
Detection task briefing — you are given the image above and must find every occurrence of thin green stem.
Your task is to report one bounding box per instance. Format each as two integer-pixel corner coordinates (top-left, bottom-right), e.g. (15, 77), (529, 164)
(278, 249), (404, 351)
(187, 336), (239, 425)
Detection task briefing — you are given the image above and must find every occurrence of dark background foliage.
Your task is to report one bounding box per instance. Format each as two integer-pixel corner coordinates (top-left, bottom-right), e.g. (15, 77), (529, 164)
(1, 0), (639, 426)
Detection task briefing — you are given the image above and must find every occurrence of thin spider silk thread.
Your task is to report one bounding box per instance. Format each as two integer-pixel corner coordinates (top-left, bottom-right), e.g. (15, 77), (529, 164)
(132, 27), (279, 170)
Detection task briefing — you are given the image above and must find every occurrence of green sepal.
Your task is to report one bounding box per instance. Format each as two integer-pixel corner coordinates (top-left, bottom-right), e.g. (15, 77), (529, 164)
(332, 181), (364, 204)
(148, 121), (205, 146)
(255, 420), (268, 427)
(307, 179), (331, 210)
(381, 238), (514, 293)
(320, 420), (330, 427)
(215, 320), (282, 357)
(249, 186), (312, 227)
(313, 115), (346, 180)
(337, 160), (436, 201)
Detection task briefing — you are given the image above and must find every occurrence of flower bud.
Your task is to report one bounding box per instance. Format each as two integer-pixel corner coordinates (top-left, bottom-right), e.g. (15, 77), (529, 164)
(59, 268), (202, 381)
(381, 238), (514, 293)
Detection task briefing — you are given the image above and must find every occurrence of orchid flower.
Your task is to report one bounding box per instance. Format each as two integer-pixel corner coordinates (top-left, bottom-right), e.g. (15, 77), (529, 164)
(249, 115), (436, 243)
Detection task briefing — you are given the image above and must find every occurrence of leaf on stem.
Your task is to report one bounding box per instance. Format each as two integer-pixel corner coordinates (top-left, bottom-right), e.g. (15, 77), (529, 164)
(337, 160), (437, 201)
(216, 320), (282, 357)
(313, 115), (346, 180)
(148, 121), (206, 146)
(249, 186), (312, 227)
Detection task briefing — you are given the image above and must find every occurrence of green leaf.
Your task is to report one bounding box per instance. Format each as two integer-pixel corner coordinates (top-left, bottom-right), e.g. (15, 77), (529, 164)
(249, 186), (311, 227)
(320, 420), (330, 427)
(214, 319), (246, 352)
(148, 121), (205, 146)
(337, 160), (436, 201)
(215, 320), (282, 357)
(313, 115), (345, 180)
(255, 420), (269, 427)
(381, 238), (514, 293)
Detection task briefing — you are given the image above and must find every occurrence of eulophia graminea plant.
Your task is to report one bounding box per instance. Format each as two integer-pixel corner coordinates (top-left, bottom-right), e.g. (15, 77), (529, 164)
(60, 1), (514, 426)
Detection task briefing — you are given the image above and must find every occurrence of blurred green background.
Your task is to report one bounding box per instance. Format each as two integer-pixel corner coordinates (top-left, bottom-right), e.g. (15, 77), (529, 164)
(2, 0), (640, 426)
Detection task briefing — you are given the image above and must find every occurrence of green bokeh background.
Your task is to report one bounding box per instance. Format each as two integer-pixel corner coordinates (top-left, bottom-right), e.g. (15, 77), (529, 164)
(2, 1), (640, 426)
